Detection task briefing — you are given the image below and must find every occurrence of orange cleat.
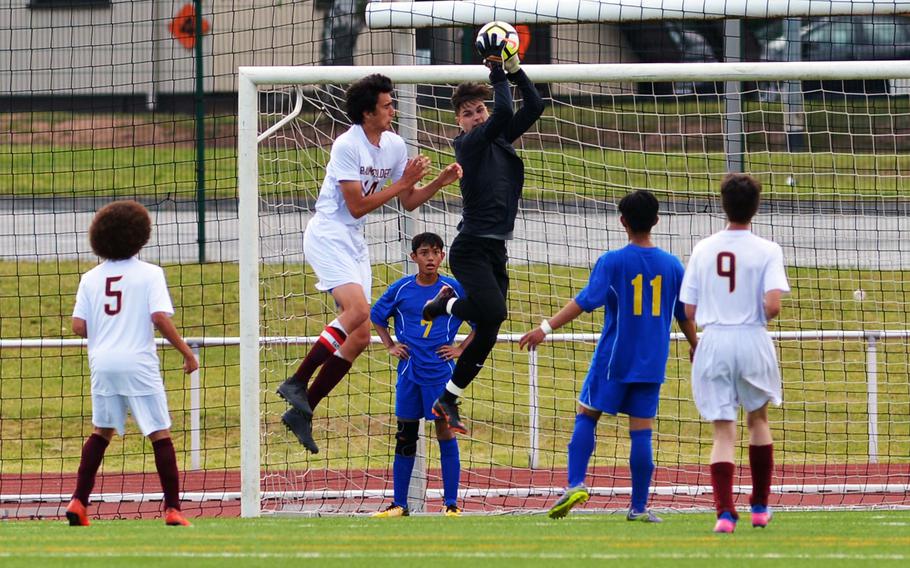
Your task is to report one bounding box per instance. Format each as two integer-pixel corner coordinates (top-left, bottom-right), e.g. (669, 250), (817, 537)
(165, 507), (192, 526)
(65, 498), (90, 526)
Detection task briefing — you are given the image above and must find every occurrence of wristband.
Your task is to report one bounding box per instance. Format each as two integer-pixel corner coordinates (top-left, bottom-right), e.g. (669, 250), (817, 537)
(539, 319), (553, 335)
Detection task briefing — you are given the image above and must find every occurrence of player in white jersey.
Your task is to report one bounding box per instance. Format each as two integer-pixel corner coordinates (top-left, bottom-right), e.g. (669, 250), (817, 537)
(65, 200), (198, 527)
(278, 74), (462, 453)
(679, 173), (790, 534)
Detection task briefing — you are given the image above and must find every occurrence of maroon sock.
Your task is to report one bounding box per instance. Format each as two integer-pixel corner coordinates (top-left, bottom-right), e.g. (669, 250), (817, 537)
(306, 354), (353, 409)
(152, 438), (181, 511)
(749, 444), (774, 507)
(73, 433), (110, 506)
(292, 326), (348, 386)
(710, 461), (738, 519)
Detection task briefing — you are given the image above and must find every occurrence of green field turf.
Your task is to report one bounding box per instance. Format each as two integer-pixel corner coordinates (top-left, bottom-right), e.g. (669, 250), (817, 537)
(5, 143), (907, 200)
(4, 97), (910, 200)
(1, 512), (909, 567)
(1, 260), (908, 474)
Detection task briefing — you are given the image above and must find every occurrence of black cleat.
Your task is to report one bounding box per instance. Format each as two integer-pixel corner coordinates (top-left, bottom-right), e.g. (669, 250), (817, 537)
(422, 285), (456, 321)
(277, 377), (313, 416)
(432, 397), (469, 435)
(282, 408), (319, 454)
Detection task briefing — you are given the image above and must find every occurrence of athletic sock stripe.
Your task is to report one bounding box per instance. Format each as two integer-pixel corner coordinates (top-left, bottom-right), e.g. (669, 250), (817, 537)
(318, 328), (344, 352)
(324, 326), (347, 342)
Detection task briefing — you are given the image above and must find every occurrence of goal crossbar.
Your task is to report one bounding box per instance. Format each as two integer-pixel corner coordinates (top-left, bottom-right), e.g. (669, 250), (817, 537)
(238, 61), (910, 87)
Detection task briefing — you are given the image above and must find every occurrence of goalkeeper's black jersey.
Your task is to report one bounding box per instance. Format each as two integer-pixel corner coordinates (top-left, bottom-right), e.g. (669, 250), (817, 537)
(453, 67), (545, 240)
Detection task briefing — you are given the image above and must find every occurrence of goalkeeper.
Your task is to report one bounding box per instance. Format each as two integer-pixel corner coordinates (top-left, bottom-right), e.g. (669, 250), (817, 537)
(423, 30), (545, 435)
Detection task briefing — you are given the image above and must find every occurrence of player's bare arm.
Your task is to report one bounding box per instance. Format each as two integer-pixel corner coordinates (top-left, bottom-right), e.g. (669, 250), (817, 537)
(518, 299), (585, 350)
(677, 317), (699, 361)
(71, 317), (87, 338)
(764, 289), (784, 321)
(437, 329), (476, 361)
(373, 322), (409, 360)
(398, 162), (463, 211)
(340, 155), (430, 219)
(684, 303), (696, 322)
(151, 312), (199, 373)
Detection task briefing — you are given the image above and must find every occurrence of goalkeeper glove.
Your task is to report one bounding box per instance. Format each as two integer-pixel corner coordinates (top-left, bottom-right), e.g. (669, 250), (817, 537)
(503, 52), (520, 75)
(475, 34), (507, 68)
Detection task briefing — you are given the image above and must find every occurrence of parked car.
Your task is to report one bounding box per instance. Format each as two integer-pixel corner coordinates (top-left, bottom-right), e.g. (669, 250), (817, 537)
(761, 16), (910, 97)
(621, 21), (722, 95)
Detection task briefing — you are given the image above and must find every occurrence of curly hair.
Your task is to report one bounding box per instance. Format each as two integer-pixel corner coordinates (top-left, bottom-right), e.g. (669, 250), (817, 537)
(451, 82), (492, 114)
(721, 173), (761, 224)
(618, 190), (659, 233)
(345, 74), (394, 124)
(89, 200), (152, 260)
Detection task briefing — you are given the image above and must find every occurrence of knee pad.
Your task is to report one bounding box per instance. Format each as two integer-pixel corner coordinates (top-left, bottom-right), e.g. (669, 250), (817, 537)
(395, 421), (420, 457)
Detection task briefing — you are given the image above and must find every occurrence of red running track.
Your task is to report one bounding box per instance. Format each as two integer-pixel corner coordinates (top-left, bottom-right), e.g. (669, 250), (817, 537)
(2, 463), (908, 520)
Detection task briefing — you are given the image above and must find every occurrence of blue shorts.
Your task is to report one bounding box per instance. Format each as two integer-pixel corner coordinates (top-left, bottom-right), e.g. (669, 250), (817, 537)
(396, 377), (446, 421)
(579, 380), (662, 419)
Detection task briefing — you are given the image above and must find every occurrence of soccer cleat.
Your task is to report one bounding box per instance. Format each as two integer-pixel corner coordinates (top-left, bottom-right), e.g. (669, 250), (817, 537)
(371, 504), (409, 518)
(713, 511), (737, 534)
(422, 285), (456, 321)
(750, 505), (772, 528)
(282, 408), (319, 454)
(626, 508), (663, 523)
(65, 498), (90, 527)
(547, 485), (590, 519)
(165, 508), (192, 527)
(276, 377), (313, 417)
(444, 504), (462, 517)
(432, 397), (469, 435)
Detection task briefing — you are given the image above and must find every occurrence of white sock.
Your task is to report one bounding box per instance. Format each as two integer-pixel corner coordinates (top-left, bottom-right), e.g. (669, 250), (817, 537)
(328, 318), (348, 335)
(445, 380), (464, 397)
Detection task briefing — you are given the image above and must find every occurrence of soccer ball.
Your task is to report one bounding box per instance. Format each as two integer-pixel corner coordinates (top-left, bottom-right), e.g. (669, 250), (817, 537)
(476, 21), (520, 62)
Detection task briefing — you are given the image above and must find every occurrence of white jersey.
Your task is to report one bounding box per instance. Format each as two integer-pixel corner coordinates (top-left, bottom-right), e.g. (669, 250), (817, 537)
(680, 229), (790, 328)
(73, 257), (174, 396)
(313, 124), (408, 228)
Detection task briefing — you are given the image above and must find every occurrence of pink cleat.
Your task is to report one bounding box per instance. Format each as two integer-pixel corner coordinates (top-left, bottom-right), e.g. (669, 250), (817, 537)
(751, 505), (772, 528)
(713, 511), (737, 534)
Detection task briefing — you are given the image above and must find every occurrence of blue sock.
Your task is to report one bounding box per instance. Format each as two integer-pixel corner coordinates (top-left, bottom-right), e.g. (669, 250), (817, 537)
(629, 429), (654, 512)
(392, 454), (415, 508)
(567, 413), (598, 488)
(438, 438), (460, 507)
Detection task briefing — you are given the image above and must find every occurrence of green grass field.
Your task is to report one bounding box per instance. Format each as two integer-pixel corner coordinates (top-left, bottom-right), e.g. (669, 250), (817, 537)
(2, 512), (909, 567)
(4, 96), (910, 200)
(1, 260), (908, 474)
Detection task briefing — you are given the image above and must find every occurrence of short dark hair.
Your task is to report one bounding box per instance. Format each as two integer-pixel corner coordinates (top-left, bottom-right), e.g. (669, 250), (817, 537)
(720, 173), (761, 223)
(451, 82), (491, 114)
(618, 190), (659, 233)
(411, 232), (445, 252)
(345, 74), (394, 124)
(89, 200), (152, 260)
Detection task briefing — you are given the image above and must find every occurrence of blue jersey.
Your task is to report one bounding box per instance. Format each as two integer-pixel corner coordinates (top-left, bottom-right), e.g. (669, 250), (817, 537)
(575, 244), (687, 384)
(370, 275), (468, 384)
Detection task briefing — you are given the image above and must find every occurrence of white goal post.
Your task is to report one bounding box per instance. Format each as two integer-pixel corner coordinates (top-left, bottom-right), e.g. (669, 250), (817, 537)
(238, 60), (910, 518)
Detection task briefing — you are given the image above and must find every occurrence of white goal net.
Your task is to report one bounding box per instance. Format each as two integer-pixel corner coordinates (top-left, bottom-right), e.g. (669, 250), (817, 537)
(238, 61), (910, 517)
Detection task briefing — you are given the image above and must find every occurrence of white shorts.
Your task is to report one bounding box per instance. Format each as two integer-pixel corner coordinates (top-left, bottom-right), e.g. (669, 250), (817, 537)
(691, 326), (782, 421)
(303, 214), (371, 303)
(91, 392), (172, 436)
